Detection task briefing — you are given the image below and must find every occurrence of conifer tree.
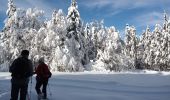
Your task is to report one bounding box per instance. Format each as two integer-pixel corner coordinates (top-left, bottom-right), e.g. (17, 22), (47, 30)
(6, 0), (16, 18)
(124, 24), (138, 68)
(65, 0), (85, 71)
(141, 26), (152, 69)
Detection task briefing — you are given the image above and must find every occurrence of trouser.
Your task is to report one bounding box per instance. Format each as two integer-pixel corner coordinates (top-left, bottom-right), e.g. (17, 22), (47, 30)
(10, 78), (29, 100)
(35, 77), (48, 98)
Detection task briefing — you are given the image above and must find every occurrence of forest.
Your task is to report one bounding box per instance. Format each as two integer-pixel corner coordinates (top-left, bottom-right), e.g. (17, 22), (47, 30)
(0, 0), (170, 72)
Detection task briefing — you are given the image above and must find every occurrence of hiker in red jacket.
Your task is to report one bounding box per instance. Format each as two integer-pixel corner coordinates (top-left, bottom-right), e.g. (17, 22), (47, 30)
(35, 57), (52, 99)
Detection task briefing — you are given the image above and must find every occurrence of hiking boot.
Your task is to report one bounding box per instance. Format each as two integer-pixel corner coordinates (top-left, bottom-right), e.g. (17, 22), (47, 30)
(38, 93), (43, 100)
(42, 96), (48, 100)
(41, 97), (48, 100)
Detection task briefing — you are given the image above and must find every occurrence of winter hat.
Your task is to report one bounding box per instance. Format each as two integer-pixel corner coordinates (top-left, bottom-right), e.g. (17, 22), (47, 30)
(39, 57), (44, 63)
(21, 50), (29, 56)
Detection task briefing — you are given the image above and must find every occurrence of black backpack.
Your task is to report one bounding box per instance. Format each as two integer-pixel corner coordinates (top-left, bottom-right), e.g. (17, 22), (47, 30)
(10, 57), (32, 79)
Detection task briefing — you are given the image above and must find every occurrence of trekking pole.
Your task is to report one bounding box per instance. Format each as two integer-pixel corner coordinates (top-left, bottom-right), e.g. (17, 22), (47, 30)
(27, 92), (30, 100)
(29, 76), (33, 100)
(47, 83), (52, 96)
(27, 76), (32, 100)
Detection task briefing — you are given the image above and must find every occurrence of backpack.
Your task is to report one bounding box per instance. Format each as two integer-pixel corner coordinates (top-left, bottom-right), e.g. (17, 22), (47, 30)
(10, 57), (32, 79)
(36, 63), (52, 79)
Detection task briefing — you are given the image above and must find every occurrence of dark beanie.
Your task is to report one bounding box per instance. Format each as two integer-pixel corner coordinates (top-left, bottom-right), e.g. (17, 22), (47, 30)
(21, 50), (29, 56)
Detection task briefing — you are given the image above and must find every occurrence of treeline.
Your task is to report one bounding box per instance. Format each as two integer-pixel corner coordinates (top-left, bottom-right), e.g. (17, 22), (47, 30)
(0, 0), (170, 71)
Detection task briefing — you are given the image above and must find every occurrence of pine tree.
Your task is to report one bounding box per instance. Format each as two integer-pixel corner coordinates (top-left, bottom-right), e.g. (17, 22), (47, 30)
(124, 24), (138, 69)
(163, 11), (168, 31)
(141, 26), (152, 69)
(161, 11), (169, 70)
(90, 20), (106, 60)
(152, 24), (162, 70)
(83, 23), (92, 62)
(167, 18), (170, 70)
(65, 0), (85, 71)
(6, 0), (16, 18)
(2, 0), (18, 62)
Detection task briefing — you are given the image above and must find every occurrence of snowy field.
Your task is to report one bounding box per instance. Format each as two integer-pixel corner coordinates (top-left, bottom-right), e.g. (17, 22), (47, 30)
(0, 70), (170, 100)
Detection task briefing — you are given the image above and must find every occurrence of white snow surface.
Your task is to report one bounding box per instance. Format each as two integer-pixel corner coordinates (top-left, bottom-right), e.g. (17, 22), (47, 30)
(0, 70), (170, 100)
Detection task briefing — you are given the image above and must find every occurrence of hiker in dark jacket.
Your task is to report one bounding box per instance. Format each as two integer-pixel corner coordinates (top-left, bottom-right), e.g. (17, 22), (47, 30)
(35, 57), (52, 99)
(9, 50), (33, 100)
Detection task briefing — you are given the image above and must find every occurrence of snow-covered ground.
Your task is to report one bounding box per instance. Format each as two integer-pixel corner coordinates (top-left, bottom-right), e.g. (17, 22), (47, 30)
(0, 70), (170, 100)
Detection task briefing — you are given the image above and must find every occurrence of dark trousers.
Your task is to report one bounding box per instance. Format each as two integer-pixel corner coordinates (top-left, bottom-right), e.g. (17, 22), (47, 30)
(10, 78), (29, 100)
(35, 77), (48, 98)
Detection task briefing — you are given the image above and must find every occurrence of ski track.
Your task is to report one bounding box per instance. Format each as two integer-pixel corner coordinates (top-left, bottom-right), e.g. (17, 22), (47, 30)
(0, 72), (170, 100)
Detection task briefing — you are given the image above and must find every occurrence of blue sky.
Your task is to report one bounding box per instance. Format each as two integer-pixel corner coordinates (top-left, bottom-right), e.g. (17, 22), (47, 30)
(0, 0), (170, 38)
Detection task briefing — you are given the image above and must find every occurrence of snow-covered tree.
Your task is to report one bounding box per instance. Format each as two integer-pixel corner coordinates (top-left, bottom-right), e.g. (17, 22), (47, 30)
(139, 12), (170, 71)
(0, 0), (45, 69)
(140, 26), (152, 69)
(6, 0), (16, 18)
(98, 26), (124, 71)
(89, 20), (106, 60)
(160, 11), (170, 70)
(65, 0), (85, 71)
(152, 24), (163, 70)
(45, 9), (67, 71)
(167, 18), (170, 70)
(1, 0), (170, 72)
(124, 24), (138, 68)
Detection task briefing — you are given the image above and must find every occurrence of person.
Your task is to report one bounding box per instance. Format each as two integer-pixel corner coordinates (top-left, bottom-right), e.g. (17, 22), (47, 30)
(35, 57), (52, 99)
(9, 50), (33, 100)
